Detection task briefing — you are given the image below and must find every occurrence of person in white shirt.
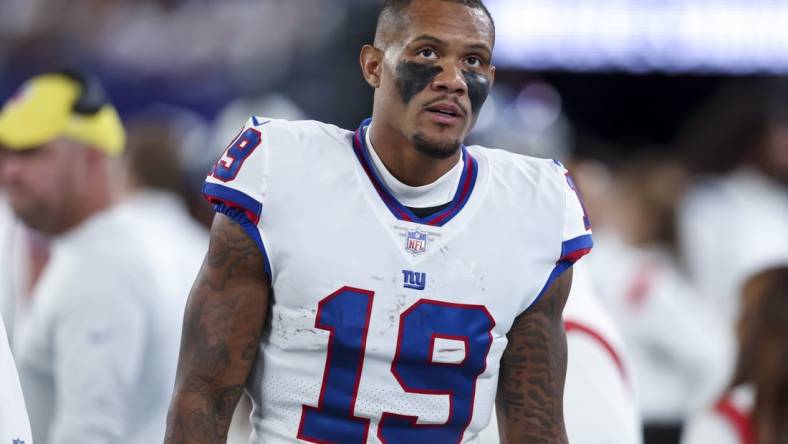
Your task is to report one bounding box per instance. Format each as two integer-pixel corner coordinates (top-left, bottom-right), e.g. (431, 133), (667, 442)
(578, 156), (729, 433)
(562, 263), (642, 444)
(679, 80), (788, 320)
(0, 71), (199, 444)
(0, 313), (33, 444)
(683, 385), (755, 444)
(678, 82), (788, 409)
(682, 265), (788, 444)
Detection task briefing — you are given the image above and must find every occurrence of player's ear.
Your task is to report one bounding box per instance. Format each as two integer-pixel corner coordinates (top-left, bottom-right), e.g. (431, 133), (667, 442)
(360, 45), (383, 88)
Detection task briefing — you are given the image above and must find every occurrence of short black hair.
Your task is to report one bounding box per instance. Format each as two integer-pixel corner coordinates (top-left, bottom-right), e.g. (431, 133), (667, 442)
(375, 0), (495, 47)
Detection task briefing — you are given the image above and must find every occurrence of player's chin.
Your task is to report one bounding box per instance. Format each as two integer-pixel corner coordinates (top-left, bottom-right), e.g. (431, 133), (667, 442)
(412, 132), (463, 160)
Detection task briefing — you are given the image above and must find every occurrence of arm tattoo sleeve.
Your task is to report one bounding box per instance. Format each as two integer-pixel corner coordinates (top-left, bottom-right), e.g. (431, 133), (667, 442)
(164, 214), (270, 444)
(496, 269), (573, 444)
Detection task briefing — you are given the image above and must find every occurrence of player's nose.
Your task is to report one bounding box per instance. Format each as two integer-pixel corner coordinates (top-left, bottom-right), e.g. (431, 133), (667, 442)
(431, 61), (467, 96)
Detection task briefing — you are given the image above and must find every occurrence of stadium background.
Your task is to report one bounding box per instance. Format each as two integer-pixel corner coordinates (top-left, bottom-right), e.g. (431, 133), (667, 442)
(2, 0), (770, 155)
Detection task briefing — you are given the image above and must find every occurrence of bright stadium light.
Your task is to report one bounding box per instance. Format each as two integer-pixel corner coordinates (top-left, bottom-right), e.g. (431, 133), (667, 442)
(486, 0), (788, 73)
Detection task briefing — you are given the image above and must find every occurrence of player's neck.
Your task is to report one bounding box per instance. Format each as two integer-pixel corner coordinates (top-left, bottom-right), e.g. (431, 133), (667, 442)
(368, 121), (462, 187)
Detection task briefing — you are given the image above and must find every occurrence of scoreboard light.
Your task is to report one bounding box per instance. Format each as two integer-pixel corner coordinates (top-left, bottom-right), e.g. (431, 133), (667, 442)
(486, 0), (788, 73)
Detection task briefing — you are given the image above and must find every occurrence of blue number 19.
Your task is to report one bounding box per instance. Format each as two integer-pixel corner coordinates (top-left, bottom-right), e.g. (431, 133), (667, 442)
(211, 128), (261, 182)
(297, 287), (495, 444)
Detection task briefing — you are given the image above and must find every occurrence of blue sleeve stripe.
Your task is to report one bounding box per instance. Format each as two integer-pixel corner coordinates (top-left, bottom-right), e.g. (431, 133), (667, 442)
(203, 182), (263, 224)
(561, 234), (594, 260)
(524, 234), (594, 314)
(213, 202), (272, 282)
(526, 260), (574, 314)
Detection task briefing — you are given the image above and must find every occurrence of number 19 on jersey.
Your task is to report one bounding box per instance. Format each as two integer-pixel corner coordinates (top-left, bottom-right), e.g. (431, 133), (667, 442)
(297, 286), (495, 444)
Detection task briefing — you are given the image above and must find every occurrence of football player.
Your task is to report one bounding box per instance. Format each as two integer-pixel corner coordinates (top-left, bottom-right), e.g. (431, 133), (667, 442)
(165, 1), (592, 443)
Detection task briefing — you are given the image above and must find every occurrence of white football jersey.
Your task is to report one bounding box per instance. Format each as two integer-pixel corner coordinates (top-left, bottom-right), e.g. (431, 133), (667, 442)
(203, 117), (592, 444)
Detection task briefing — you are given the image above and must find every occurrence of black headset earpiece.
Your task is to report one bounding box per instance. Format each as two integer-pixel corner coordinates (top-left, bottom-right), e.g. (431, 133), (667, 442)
(52, 69), (109, 115)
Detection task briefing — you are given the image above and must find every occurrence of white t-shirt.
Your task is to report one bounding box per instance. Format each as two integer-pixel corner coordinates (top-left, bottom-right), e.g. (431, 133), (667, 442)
(562, 262), (642, 444)
(13, 191), (206, 444)
(203, 116), (593, 443)
(0, 313), (32, 444)
(365, 125), (463, 209)
(587, 230), (731, 422)
(682, 385), (754, 444)
(679, 168), (788, 323)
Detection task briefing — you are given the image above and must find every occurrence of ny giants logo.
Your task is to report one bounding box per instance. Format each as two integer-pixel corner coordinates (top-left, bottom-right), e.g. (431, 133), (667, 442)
(405, 229), (427, 255)
(402, 270), (426, 290)
(13, 439), (26, 444)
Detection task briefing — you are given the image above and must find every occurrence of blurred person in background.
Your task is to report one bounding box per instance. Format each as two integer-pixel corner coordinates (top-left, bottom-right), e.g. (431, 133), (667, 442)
(679, 79), (788, 343)
(0, 71), (193, 444)
(121, 105), (208, 249)
(165, 0), (593, 443)
(581, 155), (728, 443)
(682, 266), (788, 444)
(0, 312), (33, 444)
(478, 262), (643, 444)
(677, 81), (788, 444)
(560, 262), (642, 444)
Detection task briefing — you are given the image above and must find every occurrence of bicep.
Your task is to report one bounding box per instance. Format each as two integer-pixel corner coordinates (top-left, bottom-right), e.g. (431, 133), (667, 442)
(166, 212), (270, 442)
(178, 212), (270, 372)
(177, 213), (269, 383)
(496, 268), (572, 444)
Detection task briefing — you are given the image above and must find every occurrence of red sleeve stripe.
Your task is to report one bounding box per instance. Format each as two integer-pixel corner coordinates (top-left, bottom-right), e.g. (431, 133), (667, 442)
(714, 396), (754, 444)
(564, 319), (628, 385)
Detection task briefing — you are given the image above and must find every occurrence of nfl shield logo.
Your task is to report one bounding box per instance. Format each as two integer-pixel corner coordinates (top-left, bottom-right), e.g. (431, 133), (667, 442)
(405, 229), (428, 255)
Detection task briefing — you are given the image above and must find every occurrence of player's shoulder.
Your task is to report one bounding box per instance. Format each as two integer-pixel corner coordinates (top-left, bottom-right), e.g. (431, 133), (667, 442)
(468, 144), (567, 192)
(246, 115), (352, 152)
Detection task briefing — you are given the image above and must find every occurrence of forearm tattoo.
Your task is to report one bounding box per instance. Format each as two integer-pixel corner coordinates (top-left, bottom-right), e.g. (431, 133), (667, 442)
(165, 215), (268, 444)
(497, 269), (572, 444)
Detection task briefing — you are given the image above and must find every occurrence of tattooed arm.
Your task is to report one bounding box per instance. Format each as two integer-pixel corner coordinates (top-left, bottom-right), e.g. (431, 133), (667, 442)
(164, 214), (269, 444)
(496, 269), (573, 444)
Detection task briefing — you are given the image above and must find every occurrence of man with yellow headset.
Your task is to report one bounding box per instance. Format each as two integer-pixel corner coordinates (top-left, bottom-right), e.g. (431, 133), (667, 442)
(0, 71), (190, 444)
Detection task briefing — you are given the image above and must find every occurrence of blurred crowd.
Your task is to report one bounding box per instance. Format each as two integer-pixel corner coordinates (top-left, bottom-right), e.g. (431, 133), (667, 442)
(1, 1), (788, 444)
